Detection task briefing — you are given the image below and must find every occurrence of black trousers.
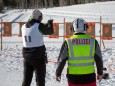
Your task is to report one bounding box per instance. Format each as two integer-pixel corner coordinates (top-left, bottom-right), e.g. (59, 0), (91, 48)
(22, 58), (46, 86)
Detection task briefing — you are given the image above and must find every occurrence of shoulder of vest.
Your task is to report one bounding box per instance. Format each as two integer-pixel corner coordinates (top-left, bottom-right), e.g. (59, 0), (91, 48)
(66, 38), (71, 41)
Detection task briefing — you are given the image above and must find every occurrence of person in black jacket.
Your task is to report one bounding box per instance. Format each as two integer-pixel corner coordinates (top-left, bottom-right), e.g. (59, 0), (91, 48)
(21, 9), (54, 86)
(56, 18), (103, 86)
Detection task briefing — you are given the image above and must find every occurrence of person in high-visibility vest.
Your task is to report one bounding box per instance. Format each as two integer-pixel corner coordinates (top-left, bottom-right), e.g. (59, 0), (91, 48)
(56, 18), (103, 86)
(21, 9), (54, 86)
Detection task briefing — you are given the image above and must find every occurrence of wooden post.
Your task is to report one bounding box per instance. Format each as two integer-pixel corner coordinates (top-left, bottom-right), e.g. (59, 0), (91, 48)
(100, 16), (102, 50)
(1, 19), (3, 51)
(63, 18), (65, 42)
(102, 39), (105, 49)
(100, 16), (106, 50)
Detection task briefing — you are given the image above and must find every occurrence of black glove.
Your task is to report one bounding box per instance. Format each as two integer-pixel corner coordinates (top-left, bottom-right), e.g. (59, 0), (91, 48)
(45, 53), (48, 63)
(103, 73), (109, 79)
(47, 19), (53, 24)
(102, 67), (109, 79)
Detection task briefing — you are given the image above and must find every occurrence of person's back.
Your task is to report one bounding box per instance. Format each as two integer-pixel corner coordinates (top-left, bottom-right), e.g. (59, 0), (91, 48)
(21, 9), (54, 86)
(56, 18), (103, 86)
(22, 23), (44, 47)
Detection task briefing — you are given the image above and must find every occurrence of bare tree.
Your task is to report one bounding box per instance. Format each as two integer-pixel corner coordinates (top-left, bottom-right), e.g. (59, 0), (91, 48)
(48, 0), (53, 7)
(31, 0), (34, 8)
(59, 0), (64, 6)
(59, 0), (69, 6)
(38, 0), (44, 8)
(17, 0), (25, 9)
(25, 0), (27, 10)
(44, 0), (48, 8)
(78, 0), (82, 4)
(53, 0), (59, 7)
(69, 0), (75, 5)
(0, 0), (3, 12)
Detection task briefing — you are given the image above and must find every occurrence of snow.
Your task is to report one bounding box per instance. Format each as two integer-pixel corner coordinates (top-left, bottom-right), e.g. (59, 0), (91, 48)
(0, 1), (115, 86)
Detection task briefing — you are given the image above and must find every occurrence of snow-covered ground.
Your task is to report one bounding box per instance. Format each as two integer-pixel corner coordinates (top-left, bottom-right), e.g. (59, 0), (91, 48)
(0, 1), (115, 86)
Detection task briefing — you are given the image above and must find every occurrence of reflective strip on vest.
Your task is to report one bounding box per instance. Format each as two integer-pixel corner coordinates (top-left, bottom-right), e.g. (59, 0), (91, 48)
(68, 62), (94, 67)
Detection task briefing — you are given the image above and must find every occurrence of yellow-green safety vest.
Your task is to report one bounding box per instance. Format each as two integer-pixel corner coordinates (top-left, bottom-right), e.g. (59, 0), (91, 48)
(66, 34), (95, 75)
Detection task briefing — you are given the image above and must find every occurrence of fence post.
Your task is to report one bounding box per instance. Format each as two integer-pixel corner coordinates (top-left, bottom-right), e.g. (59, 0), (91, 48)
(100, 16), (106, 50)
(100, 16), (102, 50)
(102, 39), (105, 49)
(63, 18), (65, 42)
(1, 19), (3, 51)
